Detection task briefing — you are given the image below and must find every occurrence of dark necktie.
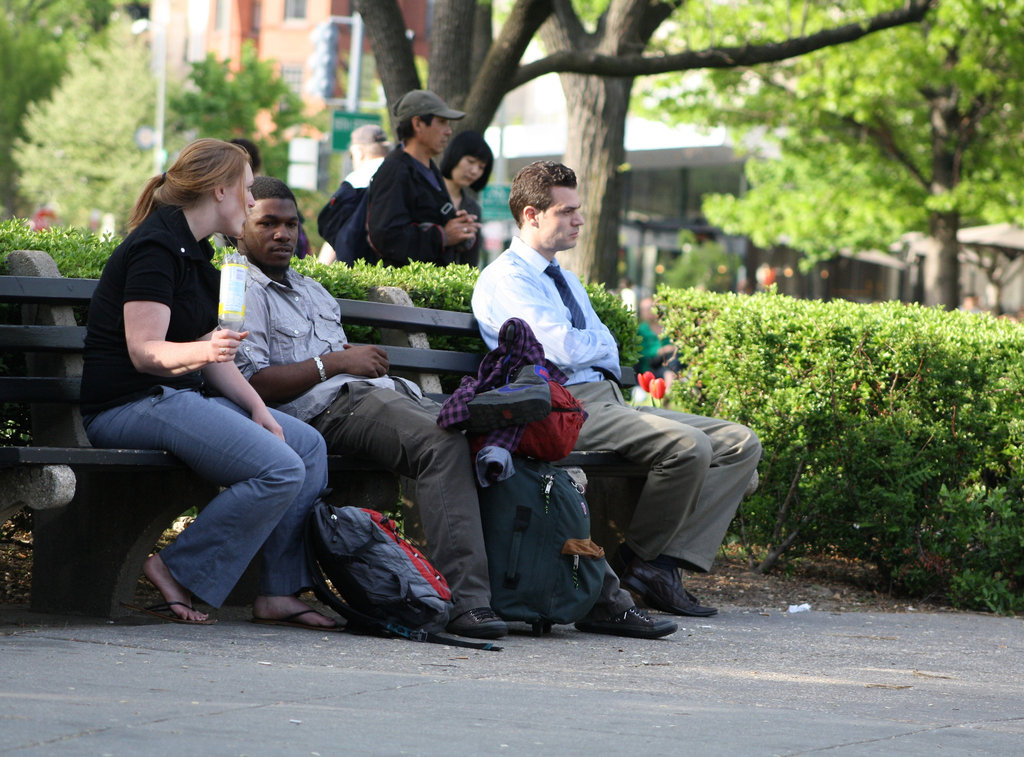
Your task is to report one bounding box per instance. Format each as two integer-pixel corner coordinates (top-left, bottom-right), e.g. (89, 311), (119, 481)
(544, 263), (586, 329)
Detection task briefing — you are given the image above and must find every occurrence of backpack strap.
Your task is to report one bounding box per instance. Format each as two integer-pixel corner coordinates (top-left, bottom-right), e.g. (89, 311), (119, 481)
(305, 512), (501, 652)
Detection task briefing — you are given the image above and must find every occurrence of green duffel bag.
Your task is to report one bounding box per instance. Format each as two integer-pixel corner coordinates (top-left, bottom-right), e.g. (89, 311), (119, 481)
(478, 457), (606, 635)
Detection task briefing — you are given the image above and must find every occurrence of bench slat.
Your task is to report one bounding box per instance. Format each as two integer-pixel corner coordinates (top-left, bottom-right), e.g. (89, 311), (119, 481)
(0, 345), (481, 405)
(0, 376), (80, 403)
(0, 445), (642, 476)
(0, 324), (86, 352)
(0, 276), (97, 304)
(338, 298), (479, 336)
(384, 344), (481, 374)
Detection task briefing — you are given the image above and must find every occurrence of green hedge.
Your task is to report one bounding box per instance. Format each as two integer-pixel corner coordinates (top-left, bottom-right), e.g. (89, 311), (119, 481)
(0, 220), (640, 365)
(0, 221), (120, 277)
(657, 287), (1024, 614)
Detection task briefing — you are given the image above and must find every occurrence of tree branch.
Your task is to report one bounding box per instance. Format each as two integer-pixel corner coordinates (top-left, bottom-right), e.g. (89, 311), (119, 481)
(459, 0), (554, 133)
(512, 0), (936, 88)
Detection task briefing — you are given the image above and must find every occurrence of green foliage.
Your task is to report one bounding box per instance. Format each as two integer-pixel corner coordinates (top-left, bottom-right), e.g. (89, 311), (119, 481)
(1, 0), (114, 216)
(0, 225), (639, 362)
(658, 286), (1024, 612)
(915, 484), (1024, 614)
(5, 0), (114, 32)
(640, 0), (1024, 303)
(14, 23), (155, 231)
(0, 17), (69, 217)
(170, 41), (306, 179)
(0, 219), (119, 276)
(660, 232), (739, 292)
(586, 281), (641, 369)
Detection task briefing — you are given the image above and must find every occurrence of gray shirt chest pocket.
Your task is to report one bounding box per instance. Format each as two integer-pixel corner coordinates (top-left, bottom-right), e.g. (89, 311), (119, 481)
(312, 312), (347, 351)
(271, 318), (314, 366)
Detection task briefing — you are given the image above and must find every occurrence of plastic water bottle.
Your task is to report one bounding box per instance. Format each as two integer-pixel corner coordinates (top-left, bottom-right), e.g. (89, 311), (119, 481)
(217, 251), (248, 331)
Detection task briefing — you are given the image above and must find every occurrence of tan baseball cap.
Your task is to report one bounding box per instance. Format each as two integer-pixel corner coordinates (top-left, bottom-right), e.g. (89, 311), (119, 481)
(392, 89), (466, 122)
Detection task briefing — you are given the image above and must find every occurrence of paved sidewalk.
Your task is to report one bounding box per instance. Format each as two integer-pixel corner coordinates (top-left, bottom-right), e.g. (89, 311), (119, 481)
(2, 604), (1022, 756)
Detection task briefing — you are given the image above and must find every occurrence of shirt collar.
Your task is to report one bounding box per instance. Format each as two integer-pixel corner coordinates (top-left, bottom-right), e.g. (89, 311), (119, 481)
(154, 205), (212, 263)
(246, 260), (303, 291)
(510, 236), (553, 275)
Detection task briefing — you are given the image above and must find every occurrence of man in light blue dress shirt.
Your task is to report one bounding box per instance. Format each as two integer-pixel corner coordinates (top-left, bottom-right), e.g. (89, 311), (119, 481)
(472, 161), (762, 618)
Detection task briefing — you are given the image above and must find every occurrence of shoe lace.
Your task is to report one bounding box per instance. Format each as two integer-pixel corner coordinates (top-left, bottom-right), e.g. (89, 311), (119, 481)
(466, 607), (500, 623)
(622, 606), (653, 625)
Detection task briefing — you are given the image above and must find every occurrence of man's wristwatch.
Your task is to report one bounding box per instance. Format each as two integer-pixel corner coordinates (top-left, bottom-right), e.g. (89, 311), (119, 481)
(313, 355), (327, 383)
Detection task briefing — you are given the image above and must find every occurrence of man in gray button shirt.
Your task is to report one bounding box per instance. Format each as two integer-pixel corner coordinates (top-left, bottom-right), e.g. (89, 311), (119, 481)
(233, 176), (507, 640)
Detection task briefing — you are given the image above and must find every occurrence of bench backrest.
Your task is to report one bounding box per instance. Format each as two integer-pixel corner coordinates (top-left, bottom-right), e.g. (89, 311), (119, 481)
(1, 257), (635, 409)
(0, 276), (488, 403)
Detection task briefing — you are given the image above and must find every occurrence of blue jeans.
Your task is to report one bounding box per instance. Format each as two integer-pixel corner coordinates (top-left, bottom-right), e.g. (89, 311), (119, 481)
(84, 387), (328, 607)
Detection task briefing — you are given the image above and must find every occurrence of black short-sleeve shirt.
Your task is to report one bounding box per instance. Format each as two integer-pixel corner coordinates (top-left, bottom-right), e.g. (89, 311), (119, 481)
(81, 205), (220, 413)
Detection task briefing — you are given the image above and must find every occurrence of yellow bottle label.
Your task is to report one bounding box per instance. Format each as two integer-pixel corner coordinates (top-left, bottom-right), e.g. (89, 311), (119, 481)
(218, 261), (247, 327)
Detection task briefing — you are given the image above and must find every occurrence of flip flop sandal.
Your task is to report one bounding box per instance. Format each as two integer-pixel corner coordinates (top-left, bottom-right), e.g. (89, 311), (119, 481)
(120, 600), (217, 625)
(251, 609), (340, 631)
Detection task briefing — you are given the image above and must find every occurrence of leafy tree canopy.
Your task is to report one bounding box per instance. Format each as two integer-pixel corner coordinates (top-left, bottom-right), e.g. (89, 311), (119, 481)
(640, 0), (1024, 266)
(0, 17), (68, 217)
(170, 41), (306, 178)
(4, 0), (114, 34)
(14, 22), (156, 230)
(1, 0), (118, 218)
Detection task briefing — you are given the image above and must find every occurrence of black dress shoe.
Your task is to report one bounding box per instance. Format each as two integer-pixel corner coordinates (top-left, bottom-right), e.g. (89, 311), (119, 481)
(445, 607), (508, 639)
(620, 559), (718, 617)
(575, 606), (677, 639)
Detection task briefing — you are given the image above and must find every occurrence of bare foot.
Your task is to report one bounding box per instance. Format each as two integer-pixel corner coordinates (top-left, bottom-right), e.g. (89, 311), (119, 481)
(142, 553), (209, 623)
(252, 595), (337, 628)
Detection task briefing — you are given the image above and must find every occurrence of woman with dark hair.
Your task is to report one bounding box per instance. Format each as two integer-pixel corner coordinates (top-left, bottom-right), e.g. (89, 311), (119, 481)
(441, 130), (494, 267)
(81, 138), (333, 629)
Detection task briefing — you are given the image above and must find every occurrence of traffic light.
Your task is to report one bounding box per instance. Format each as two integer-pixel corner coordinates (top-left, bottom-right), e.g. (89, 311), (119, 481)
(306, 20), (339, 100)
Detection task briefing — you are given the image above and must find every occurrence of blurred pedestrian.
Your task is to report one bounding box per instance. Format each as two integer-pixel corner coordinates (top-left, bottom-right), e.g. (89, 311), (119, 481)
(318, 124), (390, 264)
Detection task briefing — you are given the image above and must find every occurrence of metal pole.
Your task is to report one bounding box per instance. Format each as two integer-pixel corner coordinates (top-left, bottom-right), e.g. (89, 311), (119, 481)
(152, 0), (169, 174)
(346, 13), (364, 113)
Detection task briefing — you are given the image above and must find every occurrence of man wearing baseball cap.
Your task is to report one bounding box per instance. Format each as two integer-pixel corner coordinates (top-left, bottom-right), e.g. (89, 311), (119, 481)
(366, 89), (481, 266)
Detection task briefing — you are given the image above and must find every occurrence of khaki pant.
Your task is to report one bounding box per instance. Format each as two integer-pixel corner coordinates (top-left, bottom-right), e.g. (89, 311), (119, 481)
(567, 381), (762, 572)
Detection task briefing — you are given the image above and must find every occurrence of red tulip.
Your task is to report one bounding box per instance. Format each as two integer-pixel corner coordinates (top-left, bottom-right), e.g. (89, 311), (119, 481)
(650, 377), (666, 400)
(638, 371), (655, 392)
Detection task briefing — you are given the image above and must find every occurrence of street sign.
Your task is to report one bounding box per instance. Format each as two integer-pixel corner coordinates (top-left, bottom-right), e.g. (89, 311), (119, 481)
(331, 111), (383, 152)
(480, 183), (511, 222)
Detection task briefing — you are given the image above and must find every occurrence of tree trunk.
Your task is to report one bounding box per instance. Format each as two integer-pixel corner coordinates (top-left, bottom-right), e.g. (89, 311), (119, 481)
(556, 73), (632, 287)
(428, 0), (477, 106)
(470, 2), (493, 79)
(459, 0), (554, 135)
(922, 211), (960, 308)
(923, 110), (961, 308)
(353, 0), (421, 106)
(539, 0), (670, 285)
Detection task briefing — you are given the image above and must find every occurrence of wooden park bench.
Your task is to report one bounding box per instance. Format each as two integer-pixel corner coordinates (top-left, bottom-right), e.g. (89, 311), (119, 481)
(0, 249), (646, 618)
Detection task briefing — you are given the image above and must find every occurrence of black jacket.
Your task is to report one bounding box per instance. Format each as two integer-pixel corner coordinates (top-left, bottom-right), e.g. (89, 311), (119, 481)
(366, 147), (458, 266)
